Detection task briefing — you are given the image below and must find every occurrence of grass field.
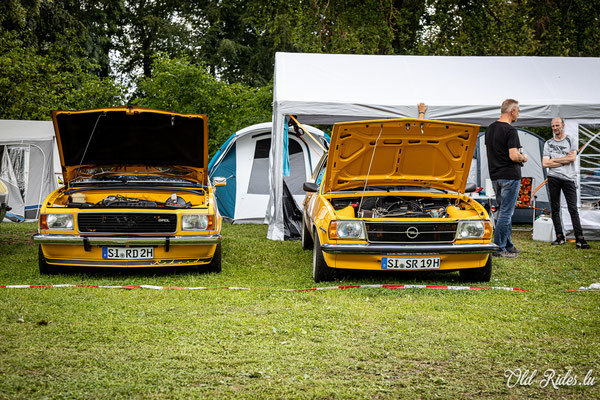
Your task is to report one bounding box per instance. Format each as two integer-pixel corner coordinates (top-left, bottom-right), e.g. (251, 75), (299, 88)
(1, 222), (599, 399)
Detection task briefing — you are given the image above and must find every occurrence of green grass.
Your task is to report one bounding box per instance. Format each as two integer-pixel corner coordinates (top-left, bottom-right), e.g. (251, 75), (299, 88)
(0, 222), (599, 399)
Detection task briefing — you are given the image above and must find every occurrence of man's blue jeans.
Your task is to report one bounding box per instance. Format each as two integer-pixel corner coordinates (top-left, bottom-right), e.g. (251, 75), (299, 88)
(492, 179), (521, 252)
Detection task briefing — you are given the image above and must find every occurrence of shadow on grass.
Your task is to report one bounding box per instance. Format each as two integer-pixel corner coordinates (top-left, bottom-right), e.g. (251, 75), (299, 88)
(333, 268), (467, 285)
(49, 265), (218, 279)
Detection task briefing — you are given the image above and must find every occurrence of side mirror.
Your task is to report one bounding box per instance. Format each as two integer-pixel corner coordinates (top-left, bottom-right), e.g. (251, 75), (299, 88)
(464, 182), (477, 193)
(303, 182), (319, 193)
(212, 177), (227, 187)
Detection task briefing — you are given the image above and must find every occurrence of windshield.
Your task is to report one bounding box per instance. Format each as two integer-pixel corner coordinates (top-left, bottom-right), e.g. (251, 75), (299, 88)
(70, 166), (200, 186)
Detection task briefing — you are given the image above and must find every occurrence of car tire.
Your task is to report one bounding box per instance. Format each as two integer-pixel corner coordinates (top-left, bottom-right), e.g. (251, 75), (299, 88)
(459, 254), (492, 283)
(205, 243), (222, 273)
(301, 214), (313, 250)
(313, 231), (336, 283)
(38, 245), (61, 275)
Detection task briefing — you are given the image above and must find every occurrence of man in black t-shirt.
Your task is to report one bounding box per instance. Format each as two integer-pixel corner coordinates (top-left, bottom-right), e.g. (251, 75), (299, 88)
(485, 99), (528, 258)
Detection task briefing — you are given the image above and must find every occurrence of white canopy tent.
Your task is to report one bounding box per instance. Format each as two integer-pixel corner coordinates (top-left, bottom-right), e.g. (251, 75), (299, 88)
(0, 120), (60, 221)
(267, 53), (600, 240)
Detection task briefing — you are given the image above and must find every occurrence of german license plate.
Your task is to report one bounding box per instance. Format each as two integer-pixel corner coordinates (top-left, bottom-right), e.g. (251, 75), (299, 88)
(381, 257), (441, 270)
(102, 247), (154, 260)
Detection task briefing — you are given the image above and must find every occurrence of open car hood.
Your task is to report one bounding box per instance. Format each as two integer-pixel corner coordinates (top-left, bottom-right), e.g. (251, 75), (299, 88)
(52, 106), (208, 184)
(323, 119), (480, 193)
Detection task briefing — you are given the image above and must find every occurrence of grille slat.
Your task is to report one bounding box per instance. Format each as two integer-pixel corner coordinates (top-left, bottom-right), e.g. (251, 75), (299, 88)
(366, 222), (457, 243)
(78, 213), (177, 234)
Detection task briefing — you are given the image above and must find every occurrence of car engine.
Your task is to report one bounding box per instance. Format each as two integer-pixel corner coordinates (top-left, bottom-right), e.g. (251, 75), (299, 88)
(67, 194), (192, 209)
(330, 196), (454, 218)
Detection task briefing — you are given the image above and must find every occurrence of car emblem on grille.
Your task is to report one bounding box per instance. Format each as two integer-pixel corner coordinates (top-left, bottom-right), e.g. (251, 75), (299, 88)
(406, 226), (419, 239)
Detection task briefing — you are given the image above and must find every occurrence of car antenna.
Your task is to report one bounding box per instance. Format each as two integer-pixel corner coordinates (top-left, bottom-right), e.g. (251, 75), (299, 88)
(71, 111), (106, 188)
(357, 124), (384, 215)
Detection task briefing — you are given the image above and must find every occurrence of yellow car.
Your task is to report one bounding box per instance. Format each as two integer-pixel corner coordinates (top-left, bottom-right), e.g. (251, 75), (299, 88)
(302, 118), (498, 282)
(33, 106), (224, 274)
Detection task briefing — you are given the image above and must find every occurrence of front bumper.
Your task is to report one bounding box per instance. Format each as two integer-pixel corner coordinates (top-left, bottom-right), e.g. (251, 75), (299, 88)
(321, 242), (499, 255)
(32, 234), (222, 246)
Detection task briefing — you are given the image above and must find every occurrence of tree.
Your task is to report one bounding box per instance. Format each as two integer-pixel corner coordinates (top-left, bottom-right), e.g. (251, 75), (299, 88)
(253, 0), (428, 55)
(0, 29), (124, 120)
(530, 0), (600, 57)
(182, 0), (284, 87)
(419, 0), (539, 55)
(1, 0), (126, 78)
(115, 0), (195, 79)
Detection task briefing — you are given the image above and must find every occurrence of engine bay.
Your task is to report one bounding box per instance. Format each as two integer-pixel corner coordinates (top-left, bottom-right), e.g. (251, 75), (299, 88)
(65, 193), (193, 209)
(330, 195), (471, 219)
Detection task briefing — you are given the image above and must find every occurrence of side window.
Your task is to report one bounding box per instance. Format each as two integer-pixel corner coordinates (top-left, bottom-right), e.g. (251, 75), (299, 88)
(316, 168), (325, 187)
(311, 154), (327, 183)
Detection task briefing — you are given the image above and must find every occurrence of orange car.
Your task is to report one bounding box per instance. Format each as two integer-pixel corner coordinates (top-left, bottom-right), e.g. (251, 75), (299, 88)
(33, 106), (224, 274)
(302, 118), (498, 282)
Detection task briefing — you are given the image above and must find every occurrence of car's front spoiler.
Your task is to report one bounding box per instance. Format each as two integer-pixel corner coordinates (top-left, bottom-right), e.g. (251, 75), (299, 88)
(32, 234), (222, 246)
(321, 242), (499, 255)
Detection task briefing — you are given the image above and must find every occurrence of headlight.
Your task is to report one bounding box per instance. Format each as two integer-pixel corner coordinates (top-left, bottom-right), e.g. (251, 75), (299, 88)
(182, 214), (213, 230)
(329, 220), (366, 240)
(456, 220), (485, 239)
(40, 214), (74, 230)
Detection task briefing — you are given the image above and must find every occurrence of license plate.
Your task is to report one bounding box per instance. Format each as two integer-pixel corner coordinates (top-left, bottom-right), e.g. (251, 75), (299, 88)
(102, 247), (154, 260)
(381, 257), (441, 270)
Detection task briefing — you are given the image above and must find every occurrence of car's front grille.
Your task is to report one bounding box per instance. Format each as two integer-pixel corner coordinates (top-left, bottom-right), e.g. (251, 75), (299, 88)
(365, 222), (458, 243)
(78, 213), (177, 234)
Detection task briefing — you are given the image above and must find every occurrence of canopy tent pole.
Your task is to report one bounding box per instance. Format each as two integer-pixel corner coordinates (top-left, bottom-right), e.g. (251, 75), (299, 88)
(266, 111), (286, 240)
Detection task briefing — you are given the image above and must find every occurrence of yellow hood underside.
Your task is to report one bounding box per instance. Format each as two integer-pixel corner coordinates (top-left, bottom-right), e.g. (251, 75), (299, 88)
(324, 119), (480, 193)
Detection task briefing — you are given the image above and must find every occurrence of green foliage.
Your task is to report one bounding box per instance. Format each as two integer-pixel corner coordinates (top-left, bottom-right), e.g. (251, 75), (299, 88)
(530, 0), (600, 57)
(133, 55), (273, 156)
(116, 0), (193, 79)
(254, 0), (427, 56)
(0, 29), (124, 120)
(419, 0), (600, 57)
(420, 0), (538, 55)
(185, 0), (282, 87)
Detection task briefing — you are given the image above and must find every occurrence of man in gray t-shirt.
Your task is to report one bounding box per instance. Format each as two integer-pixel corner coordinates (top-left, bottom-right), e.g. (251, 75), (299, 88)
(542, 117), (590, 249)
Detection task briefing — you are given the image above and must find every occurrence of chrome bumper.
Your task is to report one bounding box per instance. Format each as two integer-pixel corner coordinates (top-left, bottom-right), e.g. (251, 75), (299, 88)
(321, 243), (499, 255)
(32, 234), (222, 246)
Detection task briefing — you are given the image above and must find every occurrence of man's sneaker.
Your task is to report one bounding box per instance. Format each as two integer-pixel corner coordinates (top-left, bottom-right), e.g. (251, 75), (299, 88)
(493, 250), (518, 258)
(507, 246), (522, 254)
(576, 238), (591, 249)
(551, 235), (565, 245)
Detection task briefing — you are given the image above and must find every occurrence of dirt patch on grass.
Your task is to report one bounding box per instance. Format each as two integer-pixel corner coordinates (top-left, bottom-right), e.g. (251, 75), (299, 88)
(0, 230), (36, 246)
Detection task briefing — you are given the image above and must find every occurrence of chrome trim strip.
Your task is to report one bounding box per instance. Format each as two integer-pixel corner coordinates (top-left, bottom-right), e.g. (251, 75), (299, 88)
(32, 234), (221, 245)
(321, 243), (499, 255)
(44, 258), (212, 266)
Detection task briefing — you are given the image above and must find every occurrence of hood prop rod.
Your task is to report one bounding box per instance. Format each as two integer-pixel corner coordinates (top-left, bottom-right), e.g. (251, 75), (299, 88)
(71, 112), (106, 188)
(357, 125), (384, 216)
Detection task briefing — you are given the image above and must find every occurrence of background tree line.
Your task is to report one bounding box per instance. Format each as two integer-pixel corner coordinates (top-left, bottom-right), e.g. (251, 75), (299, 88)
(1, 0), (599, 153)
